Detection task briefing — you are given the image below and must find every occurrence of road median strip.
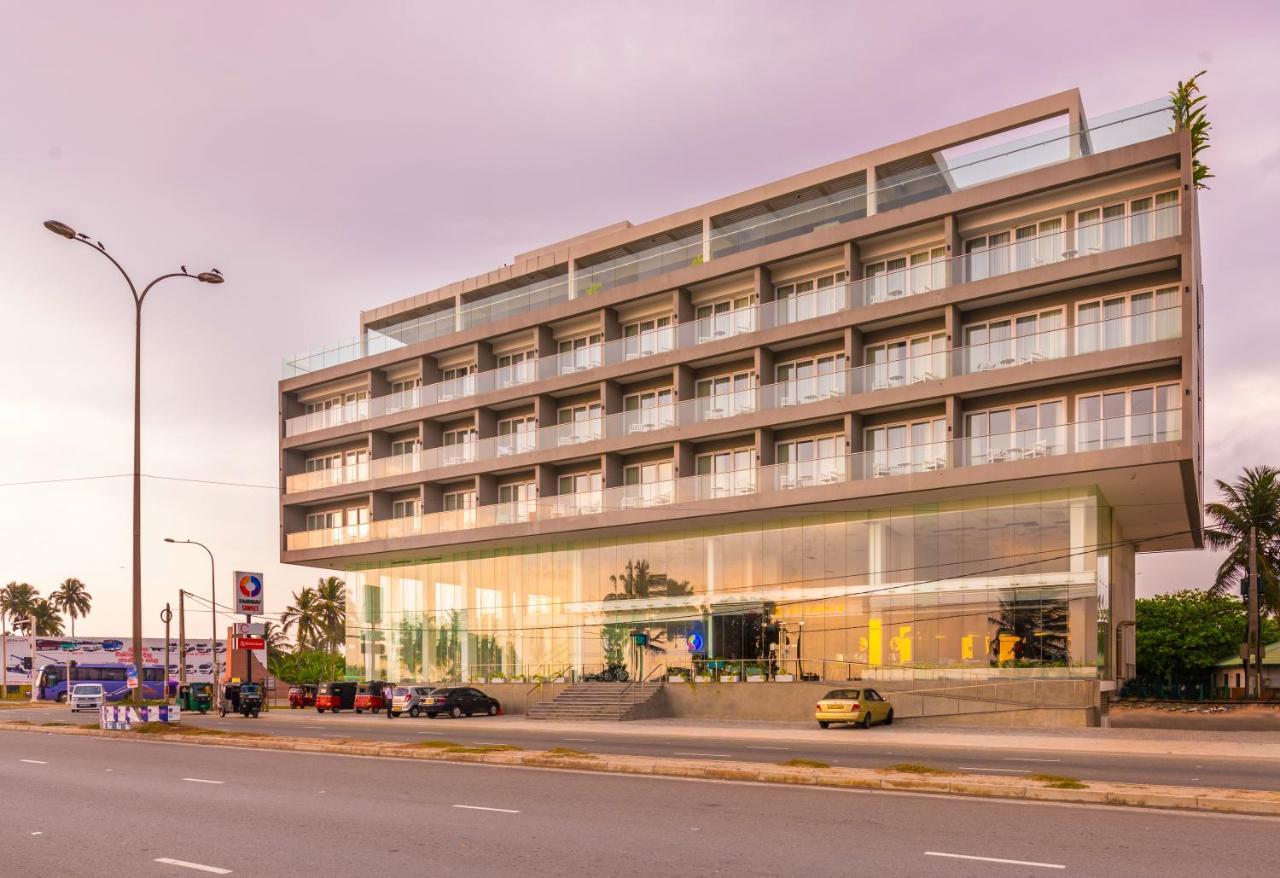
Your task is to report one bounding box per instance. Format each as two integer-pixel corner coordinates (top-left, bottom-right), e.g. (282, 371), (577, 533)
(4, 720), (1279, 818)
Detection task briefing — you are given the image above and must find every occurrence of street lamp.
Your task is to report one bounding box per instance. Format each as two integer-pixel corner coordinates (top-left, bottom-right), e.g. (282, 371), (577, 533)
(45, 220), (223, 703)
(165, 538), (220, 709)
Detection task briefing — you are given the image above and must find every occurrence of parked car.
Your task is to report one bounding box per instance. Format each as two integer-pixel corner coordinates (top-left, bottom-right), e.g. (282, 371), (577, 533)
(315, 681), (357, 713)
(100, 640), (123, 651)
(389, 685), (436, 718)
(69, 683), (105, 713)
(815, 687), (893, 729)
(423, 687), (501, 719)
(288, 684), (317, 709)
(354, 680), (390, 714)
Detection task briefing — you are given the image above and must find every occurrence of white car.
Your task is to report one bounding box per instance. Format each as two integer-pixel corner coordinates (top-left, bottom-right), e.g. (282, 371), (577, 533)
(70, 683), (105, 712)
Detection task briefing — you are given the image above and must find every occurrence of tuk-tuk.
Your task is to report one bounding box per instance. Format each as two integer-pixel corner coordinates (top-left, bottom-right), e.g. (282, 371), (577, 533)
(219, 681), (263, 718)
(316, 680), (357, 713)
(288, 683), (317, 709)
(178, 682), (214, 714)
(355, 680), (391, 714)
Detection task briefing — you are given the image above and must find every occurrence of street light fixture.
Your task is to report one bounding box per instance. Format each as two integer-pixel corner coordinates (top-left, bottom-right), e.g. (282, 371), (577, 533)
(164, 537), (221, 709)
(45, 219), (223, 703)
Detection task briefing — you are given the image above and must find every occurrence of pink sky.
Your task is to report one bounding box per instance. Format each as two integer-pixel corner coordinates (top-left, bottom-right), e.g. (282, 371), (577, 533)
(2, 2), (1278, 636)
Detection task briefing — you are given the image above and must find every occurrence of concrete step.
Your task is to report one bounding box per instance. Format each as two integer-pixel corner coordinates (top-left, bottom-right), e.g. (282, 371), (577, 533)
(528, 681), (666, 722)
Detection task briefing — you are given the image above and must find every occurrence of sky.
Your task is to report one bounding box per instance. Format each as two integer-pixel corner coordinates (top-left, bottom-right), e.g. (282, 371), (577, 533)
(1, 1), (1278, 637)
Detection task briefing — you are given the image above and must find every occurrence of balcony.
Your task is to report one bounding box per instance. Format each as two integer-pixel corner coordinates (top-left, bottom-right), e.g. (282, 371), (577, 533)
(283, 201), (1182, 438)
(284, 304), (1181, 493)
(284, 411), (1182, 550)
(281, 99), (1177, 379)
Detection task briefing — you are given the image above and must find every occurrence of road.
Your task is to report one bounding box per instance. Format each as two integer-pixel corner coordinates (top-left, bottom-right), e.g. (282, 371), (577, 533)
(7, 704), (1276, 792)
(0, 729), (1273, 877)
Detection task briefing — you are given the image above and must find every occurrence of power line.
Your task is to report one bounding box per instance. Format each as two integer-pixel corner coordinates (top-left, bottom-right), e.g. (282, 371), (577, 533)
(0, 473), (276, 490)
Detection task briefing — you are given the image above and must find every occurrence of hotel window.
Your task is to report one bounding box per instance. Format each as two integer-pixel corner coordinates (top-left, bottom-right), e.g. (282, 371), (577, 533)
(695, 294), (756, 341)
(1076, 287), (1179, 353)
(962, 308), (1065, 373)
(964, 400), (1065, 464)
(695, 447), (755, 497)
(1076, 383), (1180, 451)
(623, 388), (675, 433)
(695, 371), (755, 419)
(865, 247), (945, 303)
(391, 498), (419, 519)
(443, 489), (476, 511)
(385, 377), (421, 414)
(775, 434), (844, 487)
(557, 333), (603, 374)
(556, 472), (603, 515)
(496, 349), (537, 387)
(497, 481), (536, 523)
(497, 415), (536, 456)
(774, 269), (848, 323)
(390, 437), (421, 458)
(304, 449), (366, 484)
(305, 510), (342, 531)
(303, 390), (368, 426)
(439, 364), (476, 401)
(1077, 191), (1179, 254)
(623, 315), (674, 359)
(442, 490), (476, 529)
(863, 419), (947, 477)
(864, 333), (947, 389)
(557, 402), (603, 445)
(964, 217), (1065, 282)
(441, 426), (478, 465)
(623, 461), (674, 507)
(775, 353), (846, 404)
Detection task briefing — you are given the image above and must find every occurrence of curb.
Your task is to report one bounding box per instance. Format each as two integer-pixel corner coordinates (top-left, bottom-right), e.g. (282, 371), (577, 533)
(5, 721), (1280, 818)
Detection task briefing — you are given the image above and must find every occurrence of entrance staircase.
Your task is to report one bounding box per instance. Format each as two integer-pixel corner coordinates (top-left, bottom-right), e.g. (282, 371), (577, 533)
(527, 681), (665, 721)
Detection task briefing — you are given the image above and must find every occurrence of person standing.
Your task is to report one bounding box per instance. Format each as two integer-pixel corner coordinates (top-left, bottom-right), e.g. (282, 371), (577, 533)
(384, 682), (394, 718)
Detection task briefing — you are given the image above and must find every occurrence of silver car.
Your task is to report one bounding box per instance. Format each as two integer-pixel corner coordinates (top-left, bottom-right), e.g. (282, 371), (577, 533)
(389, 685), (436, 718)
(70, 683), (105, 713)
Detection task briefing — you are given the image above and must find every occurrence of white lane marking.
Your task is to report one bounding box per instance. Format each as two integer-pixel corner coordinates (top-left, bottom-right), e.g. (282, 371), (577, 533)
(31, 831), (42, 836)
(958, 767), (1025, 773)
(19, 759), (47, 764)
(674, 751), (732, 758)
(926, 851), (1064, 869)
(746, 746), (790, 751)
(303, 726), (324, 730)
(1004, 758), (1061, 763)
(564, 737), (596, 742)
(453, 804), (520, 814)
(154, 858), (233, 874)
(182, 777), (224, 785)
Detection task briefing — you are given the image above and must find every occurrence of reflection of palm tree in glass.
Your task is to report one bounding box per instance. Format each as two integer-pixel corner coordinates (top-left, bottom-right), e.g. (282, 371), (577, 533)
(399, 619), (424, 677)
(430, 610), (462, 680)
(604, 560), (694, 663)
(987, 595), (1070, 664)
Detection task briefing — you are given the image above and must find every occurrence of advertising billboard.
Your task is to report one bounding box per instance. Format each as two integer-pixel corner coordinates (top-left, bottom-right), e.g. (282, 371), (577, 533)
(0, 636), (264, 686)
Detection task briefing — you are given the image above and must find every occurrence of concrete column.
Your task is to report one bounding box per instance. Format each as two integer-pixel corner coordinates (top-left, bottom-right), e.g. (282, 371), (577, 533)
(369, 369), (390, 398)
(534, 395), (558, 428)
(673, 287), (694, 324)
(674, 363), (695, 402)
(601, 307), (622, 342)
(370, 491), (392, 521)
(943, 304), (962, 378)
(453, 292), (464, 331)
(421, 355), (441, 386)
(600, 379), (623, 415)
(476, 473), (497, 506)
(475, 407), (497, 440)
(674, 441), (695, 479)
(844, 412), (864, 453)
(535, 463), (559, 498)
(701, 216), (712, 264)
(1067, 97), (1091, 159)
(944, 396), (961, 464)
(603, 452), (624, 488)
(844, 326), (863, 368)
(755, 428), (775, 468)
(422, 482), (443, 513)
(754, 346), (775, 387)
(421, 418), (443, 451)
(942, 214), (961, 288)
(865, 166), (877, 217)
(474, 341), (495, 372)
(753, 265), (774, 305)
(370, 430), (392, 460)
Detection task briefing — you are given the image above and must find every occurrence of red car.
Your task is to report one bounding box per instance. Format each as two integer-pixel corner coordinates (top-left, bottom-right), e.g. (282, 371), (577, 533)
(288, 684), (317, 709)
(354, 680), (391, 714)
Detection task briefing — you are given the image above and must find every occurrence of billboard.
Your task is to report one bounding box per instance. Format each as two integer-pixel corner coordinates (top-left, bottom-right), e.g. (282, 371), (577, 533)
(0, 636), (264, 686)
(234, 571), (264, 615)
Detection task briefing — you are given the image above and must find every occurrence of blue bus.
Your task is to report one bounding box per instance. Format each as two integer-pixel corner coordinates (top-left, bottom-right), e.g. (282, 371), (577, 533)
(35, 663), (174, 703)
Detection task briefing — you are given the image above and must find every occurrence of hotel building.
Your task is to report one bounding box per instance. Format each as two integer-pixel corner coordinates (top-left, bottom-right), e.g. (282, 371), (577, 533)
(277, 89), (1203, 699)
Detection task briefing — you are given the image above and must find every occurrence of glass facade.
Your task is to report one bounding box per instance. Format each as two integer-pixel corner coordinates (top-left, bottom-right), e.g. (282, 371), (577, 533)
(345, 488), (1116, 684)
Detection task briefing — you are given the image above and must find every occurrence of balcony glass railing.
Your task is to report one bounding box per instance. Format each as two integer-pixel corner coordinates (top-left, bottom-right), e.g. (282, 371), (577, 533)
(284, 412), (1181, 549)
(283, 309), (457, 378)
(286, 306), (1181, 492)
(284, 205), (1180, 439)
(459, 275), (570, 329)
(575, 232), (703, 296)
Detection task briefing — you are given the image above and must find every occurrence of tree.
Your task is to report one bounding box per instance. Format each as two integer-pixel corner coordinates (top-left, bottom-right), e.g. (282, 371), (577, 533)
(281, 587), (324, 652)
(1136, 590), (1279, 681)
(261, 620), (291, 660)
(313, 576), (347, 680)
(1204, 465), (1280, 614)
(28, 599), (64, 637)
(1170, 69), (1212, 189)
(49, 578), (92, 639)
(0, 582), (38, 632)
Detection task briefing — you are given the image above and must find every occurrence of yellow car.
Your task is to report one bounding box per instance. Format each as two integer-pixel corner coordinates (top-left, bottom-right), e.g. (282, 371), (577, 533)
(815, 687), (894, 728)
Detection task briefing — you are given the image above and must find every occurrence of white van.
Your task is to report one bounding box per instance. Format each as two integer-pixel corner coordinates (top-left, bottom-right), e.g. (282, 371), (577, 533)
(70, 683), (105, 712)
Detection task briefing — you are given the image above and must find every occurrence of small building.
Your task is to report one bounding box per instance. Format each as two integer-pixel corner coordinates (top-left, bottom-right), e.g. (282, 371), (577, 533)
(1213, 643), (1280, 691)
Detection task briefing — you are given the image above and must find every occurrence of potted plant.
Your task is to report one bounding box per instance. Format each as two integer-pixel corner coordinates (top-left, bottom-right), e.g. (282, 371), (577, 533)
(667, 667), (691, 683)
(718, 668), (739, 683)
(774, 670), (795, 682)
(745, 664), (766, 682)
(690, 254), (705, 267)
(583, 282), (603, 297)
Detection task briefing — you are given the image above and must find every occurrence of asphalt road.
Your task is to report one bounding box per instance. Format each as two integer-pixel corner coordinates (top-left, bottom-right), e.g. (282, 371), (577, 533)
(1, 730), (1273, 877)
(8, 703), (1275, 792)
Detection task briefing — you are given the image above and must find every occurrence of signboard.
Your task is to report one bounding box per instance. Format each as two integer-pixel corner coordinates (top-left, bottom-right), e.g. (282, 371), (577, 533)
(4, 638), (246, 686)
(235, 637), (266, 651)
(233, 571), (264, 615)
(126, 665), (139, 690)
(688, 632), (705, 653)
(233, 622), (265, 638)
(100, 704), (180, 730)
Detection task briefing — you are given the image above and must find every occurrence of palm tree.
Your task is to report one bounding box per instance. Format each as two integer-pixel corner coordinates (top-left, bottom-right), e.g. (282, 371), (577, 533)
(1205, 465), (1280, 613)
(280, 587), (324, 652)
(313, 576), (346, 679)
(0, 582), (38, 632)
(261, 620), (291, 658)
(49, 578), (92, 639)
(28, 599), (64, 637)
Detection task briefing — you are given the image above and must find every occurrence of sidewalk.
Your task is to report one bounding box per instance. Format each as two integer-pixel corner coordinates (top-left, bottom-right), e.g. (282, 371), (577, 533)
(480, 715), (1280, 760)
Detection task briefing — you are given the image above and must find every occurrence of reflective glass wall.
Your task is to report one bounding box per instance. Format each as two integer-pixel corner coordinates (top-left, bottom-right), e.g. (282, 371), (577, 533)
(344, 488), (1113, 683)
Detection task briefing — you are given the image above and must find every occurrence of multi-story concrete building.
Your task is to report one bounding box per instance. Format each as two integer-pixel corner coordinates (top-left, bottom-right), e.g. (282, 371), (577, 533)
(278, 89), (1202, 703)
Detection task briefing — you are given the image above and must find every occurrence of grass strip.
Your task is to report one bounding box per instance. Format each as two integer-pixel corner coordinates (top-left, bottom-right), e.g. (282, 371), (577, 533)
(1029, 773), (1087, 789)
(545, 747), (594, 758)
(781, 758), (830, 769)
(885, 762), (953, 776)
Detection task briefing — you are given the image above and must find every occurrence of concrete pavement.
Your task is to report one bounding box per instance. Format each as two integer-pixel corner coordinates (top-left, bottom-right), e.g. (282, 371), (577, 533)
(1, 730), (1275, 877)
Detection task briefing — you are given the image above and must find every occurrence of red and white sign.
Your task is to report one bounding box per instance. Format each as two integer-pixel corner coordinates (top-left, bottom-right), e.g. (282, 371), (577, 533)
(235, 637), (266, 651)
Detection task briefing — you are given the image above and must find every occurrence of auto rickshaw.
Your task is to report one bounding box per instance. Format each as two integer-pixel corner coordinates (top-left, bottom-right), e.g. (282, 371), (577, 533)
(219, 681), (263, 718)
(178, 682), (214, 714)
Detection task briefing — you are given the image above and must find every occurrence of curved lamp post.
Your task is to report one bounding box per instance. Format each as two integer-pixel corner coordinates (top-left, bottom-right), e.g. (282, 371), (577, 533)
(164, 537), (220, 709)
(44, 220), (223, 702)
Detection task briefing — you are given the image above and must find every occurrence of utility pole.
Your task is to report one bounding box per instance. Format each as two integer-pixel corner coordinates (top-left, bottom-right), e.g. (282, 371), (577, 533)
(161, 604), (173, 705)
(1249, 525), (1260, 701)
(178, 591), (187, 688)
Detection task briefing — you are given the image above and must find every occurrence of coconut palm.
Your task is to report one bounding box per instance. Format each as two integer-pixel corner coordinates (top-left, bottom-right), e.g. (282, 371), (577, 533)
(313, 576), (346, 678)
(0, 582), (38, 632)
(1205, 465), (1280, 613)
(49, 578), (92, 639)
(280, 587), (324, 652)
(27, 599), (64, 637)
(260, 620), (291, 658)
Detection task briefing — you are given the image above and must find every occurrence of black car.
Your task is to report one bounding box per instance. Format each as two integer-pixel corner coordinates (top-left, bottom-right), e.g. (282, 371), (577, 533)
(423, 687), (501, 719)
